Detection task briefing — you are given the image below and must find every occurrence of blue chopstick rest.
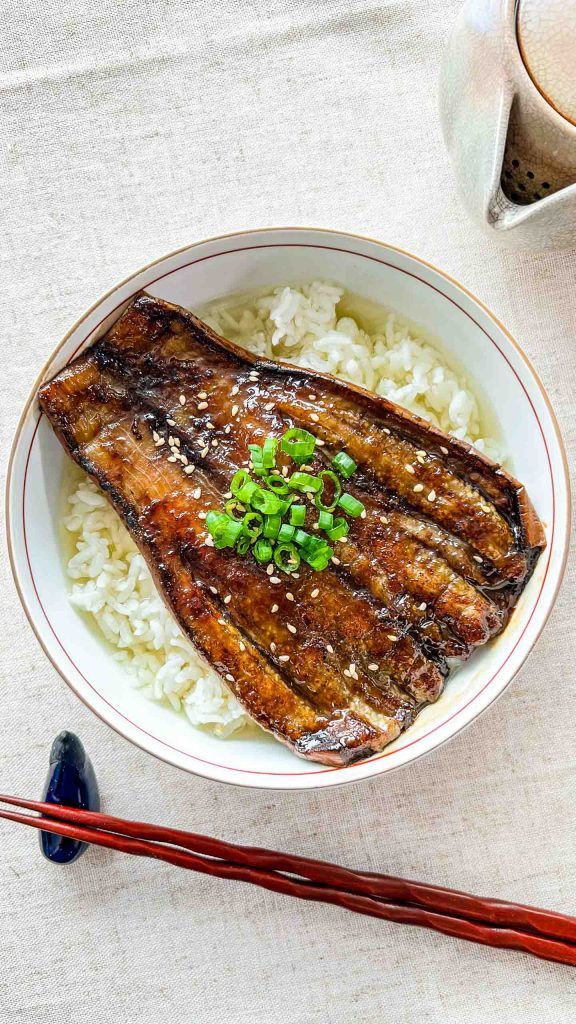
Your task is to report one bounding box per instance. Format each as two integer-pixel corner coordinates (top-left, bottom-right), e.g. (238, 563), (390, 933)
(40, 731), (100, 864)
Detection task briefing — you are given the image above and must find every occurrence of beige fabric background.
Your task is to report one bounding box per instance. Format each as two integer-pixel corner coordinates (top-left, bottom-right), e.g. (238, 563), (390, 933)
(1, 1), (575, 1020)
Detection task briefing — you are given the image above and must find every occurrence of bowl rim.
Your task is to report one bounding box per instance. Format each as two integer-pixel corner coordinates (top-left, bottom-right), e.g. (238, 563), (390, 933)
(6, 225), (572, 790)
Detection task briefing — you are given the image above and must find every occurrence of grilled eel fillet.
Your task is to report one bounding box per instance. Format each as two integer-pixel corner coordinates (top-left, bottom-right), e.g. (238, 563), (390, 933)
(39, 293), (545, 765)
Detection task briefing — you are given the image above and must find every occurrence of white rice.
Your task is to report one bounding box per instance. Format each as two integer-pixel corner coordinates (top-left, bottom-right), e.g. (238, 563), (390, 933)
(63, 281), (503, 737)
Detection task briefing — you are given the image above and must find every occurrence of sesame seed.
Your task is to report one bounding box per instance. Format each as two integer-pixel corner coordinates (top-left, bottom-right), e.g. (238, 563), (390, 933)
(152, 431), (160, 442)
(168, 436), (175, 446)
(350, 662), (356, 675)
(416, 450), (426, 457)
(292, 573), (300, 579)
(316, 438), (325, 447)
(270, 642), (276, 652)
(231, 385), (239, 396)
(418, 602), (427, 611)
(278, 654), (290, 663)
(239, 641), (246, 651)
(270, 576), (281, 584)
(167, 455), (177, 463)
(200, 446), (209, 458)
(192, 487), (202, 499)
(405, 463), (415, 474)
(311, 588), (319, 598)
(308, 394), (316, 399)
(310, 413), (319, 423)
(198, 511), (206, 520)
(224, 425), (231, 434)
(155, 439), (164, 447)
(167, 418), (176, 426)
(327, 643), (334, 654)
(174, 437), (181, 447)
(368, 663), (379, 671)
(205, 536), (214, 547)
(212, 439), (219, 447)
(287, 624), (297, 635)
(231, 405), (239, 417)
(265, 402), (274, 411)
(209, 586), (217, 594)
(198, 391), (207, 400)
(179, 394), (186, 405)
(217, 617), (225, 624)
(271, 604), (279, 613)
(286, 592), (294, 601)
(206, 421), (215, 429)
(360, 510), (366, 519)
(344, 669), (351, 678)
(380, 515), (389, 525)
(281, 466), (289, 477)
(413, 483), (424, 493)
(224, 595), (231, 605)
(387, 634), (398, 642)
(225, 673), (234, 683)
(198, 401), (208, 410)
(184, 465), (195, 475)
(427, 490), (436, 502)
(331, 556), (341, 565)
(440, 446), (449, 455)
(417, 455), (426, 465)
(181, 454), (188, 464)
(383, 428), (391, 435)
(266, 564), (274, 575)
(301, 464), (313, 472)
(473, 555), (483, 563)
(223, 491), (232, 499)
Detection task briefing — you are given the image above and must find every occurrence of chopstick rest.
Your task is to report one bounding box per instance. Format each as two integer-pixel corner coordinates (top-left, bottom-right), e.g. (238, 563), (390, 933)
(40, 732), (100, 864)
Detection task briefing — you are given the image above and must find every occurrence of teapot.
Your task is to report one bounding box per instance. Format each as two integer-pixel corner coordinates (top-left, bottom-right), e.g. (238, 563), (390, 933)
(440, 0), (576, 249)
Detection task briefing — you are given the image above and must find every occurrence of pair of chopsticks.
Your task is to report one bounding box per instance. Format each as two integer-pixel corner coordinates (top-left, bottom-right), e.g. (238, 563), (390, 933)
(2, 794), (575, 968)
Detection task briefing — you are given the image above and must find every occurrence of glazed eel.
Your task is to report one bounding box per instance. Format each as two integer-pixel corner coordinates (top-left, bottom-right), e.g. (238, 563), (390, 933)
(39, 293), (545, 765)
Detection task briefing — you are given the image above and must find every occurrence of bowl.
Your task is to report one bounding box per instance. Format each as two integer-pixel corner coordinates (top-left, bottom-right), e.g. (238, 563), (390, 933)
(6, 227), (570, 790)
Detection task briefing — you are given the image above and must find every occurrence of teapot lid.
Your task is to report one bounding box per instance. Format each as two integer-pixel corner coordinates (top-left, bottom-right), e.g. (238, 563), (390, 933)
(517, 0), (576, 125)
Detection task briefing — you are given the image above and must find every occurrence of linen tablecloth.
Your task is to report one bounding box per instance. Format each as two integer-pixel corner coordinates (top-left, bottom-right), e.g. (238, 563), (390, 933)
(1, 2), (575, 1020)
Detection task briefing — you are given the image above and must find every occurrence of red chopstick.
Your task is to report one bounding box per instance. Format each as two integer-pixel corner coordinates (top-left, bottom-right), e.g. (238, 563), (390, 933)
(2, 795), (575, 968)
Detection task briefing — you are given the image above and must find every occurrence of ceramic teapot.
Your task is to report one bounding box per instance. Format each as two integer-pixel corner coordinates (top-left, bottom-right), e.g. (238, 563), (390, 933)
(440, 0), (576, 249)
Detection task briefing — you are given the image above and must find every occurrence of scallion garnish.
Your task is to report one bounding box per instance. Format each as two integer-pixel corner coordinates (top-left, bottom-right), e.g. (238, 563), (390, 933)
(280, 428), (316, 464)
(289, 504), (306, 526)
(205, 428), (361, 573)
(314, 470), (342, 512)
(288, 471), (322, 494)
(337, 492), (365, 517)
(332, 451), (357, 478)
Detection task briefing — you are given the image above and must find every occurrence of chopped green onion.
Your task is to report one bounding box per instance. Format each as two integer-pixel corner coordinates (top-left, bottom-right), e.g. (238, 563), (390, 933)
(326, 516), (349, 542)
(251, 487), (283, 515)
(274, 543), (301, 573)
(290, 504), (306, 526)
(248, 443), (262, 460)
(242, 511), (263, 539)
(278, 523), (296, 542)
(281, 428), (316, 464)
(231, 470), (251, 496)
(264, 474), (290, 495)
(288, 472), (322, 494)
(225, 499), (245, 521)
(277, 495), (295, 516)
(263, 514), (282, 540)
(206, 510), (227, 534)
(262, 437), (278, 468)
(253, 538), (273, 562)
(294, 528), (312, 548)
(337, 492), (365, 517)
(317, 510), (334, 531)
(332, 451), (357, 478)
(314, 470), (342, 512)
(236, 478), (259, 502)
(301, 536), (333, 570)
(208, 515), (244, 548)
(236, 534), (251, 555)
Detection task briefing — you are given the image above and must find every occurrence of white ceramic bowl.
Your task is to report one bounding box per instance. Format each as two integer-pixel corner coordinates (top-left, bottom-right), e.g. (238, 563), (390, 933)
(6, 228), (570, 790)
